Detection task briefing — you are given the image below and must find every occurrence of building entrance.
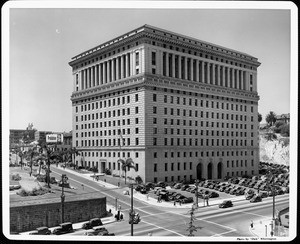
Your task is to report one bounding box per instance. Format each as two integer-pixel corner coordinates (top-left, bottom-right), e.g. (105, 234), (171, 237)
(217, 162), (223, 179)
(196, 163), (203, 180)
(207, 162), (213, 179)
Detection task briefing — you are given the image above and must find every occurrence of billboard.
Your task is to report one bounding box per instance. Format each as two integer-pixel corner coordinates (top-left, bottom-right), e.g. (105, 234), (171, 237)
(46, 134), (64, 143)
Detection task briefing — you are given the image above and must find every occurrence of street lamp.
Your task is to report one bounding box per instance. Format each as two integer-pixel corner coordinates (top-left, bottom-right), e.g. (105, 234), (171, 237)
(61, 174), (68, 223)
(194, 180), (200, 208)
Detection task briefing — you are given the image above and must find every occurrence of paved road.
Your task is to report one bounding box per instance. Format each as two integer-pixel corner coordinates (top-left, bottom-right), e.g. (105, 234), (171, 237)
(51, 166), (289, 237)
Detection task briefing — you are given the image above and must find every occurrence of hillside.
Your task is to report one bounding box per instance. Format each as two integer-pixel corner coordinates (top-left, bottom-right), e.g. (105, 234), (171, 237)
(259, 132), (289, 166)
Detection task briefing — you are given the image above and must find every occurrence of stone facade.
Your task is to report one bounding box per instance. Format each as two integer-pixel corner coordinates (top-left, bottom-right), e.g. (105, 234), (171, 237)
(10, 197), (106, 233)
(69, 24), (260, 183)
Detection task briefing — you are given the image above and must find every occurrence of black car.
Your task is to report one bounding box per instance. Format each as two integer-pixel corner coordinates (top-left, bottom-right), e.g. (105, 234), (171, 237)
(82, 218), (102, 230)
(52, 222), (73, 235)
(180, 197), (194, 204)
(180, 184), (189, 191)
(29, 227), (51, 235)
(219, 200), (233, 208)
(209, 191), (219, 198)
(250, 196), (262, 203)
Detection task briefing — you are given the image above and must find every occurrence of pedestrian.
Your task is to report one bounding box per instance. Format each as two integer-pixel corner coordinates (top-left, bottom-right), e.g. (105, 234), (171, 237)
(118, 204), (122, 211)
(250, 220), (254, 229)
(118, 182), (120, 187)
(104, 179), (106, 182)
(174, 201), (176, 206)
(120, 213), (123, 221)
(96, 176), (99, 181)
(81, 184), (84, 190)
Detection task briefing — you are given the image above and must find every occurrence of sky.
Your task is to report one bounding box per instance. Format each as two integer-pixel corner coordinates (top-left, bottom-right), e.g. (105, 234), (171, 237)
(5, 1), (296, 132)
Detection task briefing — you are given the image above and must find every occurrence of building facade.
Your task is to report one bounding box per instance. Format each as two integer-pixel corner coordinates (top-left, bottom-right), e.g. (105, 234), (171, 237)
(69, 25), (260, 183)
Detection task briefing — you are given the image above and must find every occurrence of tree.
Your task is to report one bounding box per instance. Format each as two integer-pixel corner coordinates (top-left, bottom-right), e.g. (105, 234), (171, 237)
(265, 111), (277, 126)
(68, 147), (81, 169)
(118, 158), (137, 185)
(186, 205), (201, 236)
(38, 142), (63, 188)
(258, 113), (262, 123)
(17, 148), (25, 169)
(25, 146), (40, 176)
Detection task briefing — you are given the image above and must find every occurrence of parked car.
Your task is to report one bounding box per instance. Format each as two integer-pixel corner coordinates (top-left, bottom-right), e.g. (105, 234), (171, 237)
(84, 227), (108, 236)
(145, 182), (155, 189)
(29, 227), (51, 235)
(219, 200), (233, 208)
(180, 184), (189, 191)
(209, 191), (219, 198)
(82, 218), (102, 230)
(156, 181), (166, 188)
(169, 193), (181, 201)
(174, 183), (183, 189)
(175, 195), (186, 202)
(258, 191), (268, 198)
(52, 222), (73, 235)
(140, 187), (148, 194)
(180, 197), (194, 204)
(218, 186), (227, 192)
(250, 196), (262, 203)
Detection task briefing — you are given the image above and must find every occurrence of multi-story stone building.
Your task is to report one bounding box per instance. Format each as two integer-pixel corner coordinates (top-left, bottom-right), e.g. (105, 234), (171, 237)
(69, 25), (260, 183)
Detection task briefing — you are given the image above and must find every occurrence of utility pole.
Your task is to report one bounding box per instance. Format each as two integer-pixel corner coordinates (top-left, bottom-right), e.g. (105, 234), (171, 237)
(130, 184), (134, 236)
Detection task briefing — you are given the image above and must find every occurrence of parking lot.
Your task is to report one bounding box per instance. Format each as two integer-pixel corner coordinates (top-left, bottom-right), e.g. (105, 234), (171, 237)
(134, 162), (289, 206)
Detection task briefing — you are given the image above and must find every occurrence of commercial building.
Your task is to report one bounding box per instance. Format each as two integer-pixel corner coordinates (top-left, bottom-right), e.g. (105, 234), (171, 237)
(69, 24), (260, 183)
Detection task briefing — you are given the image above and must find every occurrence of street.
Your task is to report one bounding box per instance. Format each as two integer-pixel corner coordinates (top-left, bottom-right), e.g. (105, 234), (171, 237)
(51, 166), (289, 237)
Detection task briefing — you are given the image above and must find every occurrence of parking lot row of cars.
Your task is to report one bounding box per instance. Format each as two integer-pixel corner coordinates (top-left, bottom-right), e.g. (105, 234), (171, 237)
(28, 218), (114, 236)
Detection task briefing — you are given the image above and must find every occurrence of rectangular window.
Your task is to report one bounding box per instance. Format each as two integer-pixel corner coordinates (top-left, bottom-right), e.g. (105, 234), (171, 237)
(152, 52), (156, 65)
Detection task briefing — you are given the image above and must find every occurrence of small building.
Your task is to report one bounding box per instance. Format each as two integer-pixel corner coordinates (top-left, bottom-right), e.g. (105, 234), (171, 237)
(275, 113), (290, 124)
(277, 207), (289, 228)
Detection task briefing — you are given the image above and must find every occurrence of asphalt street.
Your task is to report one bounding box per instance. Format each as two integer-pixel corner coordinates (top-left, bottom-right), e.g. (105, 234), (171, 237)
(50, 166), (289, 237)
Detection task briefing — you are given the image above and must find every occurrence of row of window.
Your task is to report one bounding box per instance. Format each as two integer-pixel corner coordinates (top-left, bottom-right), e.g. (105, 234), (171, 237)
(153, 170), (256, 183)
(79, 149), (255, 159)
(154, 159), (254, 172)
(77, 128), (255, 138)
(75, 94), (254, 113)
(76, 137), (255, 147)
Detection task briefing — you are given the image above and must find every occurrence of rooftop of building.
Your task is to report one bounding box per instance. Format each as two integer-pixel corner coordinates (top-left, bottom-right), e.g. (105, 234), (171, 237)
(70, 24), (259, 65)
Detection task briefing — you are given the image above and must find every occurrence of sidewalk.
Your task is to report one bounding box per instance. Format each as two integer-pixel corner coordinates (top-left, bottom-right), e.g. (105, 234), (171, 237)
(249, 218), (289, 238)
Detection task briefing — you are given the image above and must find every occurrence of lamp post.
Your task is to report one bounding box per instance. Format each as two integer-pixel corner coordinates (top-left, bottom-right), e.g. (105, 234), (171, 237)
(61, 174), (68, 223)
(130, 184), (134, 236)
(194, 180), (200, 208)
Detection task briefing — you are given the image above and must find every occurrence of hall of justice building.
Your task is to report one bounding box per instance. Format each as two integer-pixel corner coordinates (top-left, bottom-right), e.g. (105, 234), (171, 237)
(69, 25), (260, 183)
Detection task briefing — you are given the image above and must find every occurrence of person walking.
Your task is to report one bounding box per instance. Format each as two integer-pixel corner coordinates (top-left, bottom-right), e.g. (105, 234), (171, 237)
(250, 220), (254, 229)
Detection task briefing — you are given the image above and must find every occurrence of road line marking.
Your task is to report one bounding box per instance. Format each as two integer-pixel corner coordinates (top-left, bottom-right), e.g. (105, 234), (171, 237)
(123, 227), (161, 236)
(211, 229), (237, 237)
(139, 220), (185, 237)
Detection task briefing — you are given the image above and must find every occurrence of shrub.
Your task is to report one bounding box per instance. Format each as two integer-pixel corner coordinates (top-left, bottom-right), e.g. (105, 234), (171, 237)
(280, 124), (290, 137)
(135, 175), (143, 184)
(11, 174), (21, 181)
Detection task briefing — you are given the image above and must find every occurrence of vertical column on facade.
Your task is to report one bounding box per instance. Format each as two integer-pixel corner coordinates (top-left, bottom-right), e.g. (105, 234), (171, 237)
(81, 70), (84, 90)
(216, 65), (220, 86)
(157, 50), (162, 75)
(241, 71), (244, 90)
(165, 52), (169, 77)
(140, 48), (144, 74)
(100, 63), (103, 85)
(212, 63), (215, 85)
(236, 70), (240, 89)
(195, 59), (199, 82)
(184, 57), (188, 80)
(116, 57), (119, 79)
(91, 66), (94, 87)
(233, 68), (236, 89)
(95, 65), (99, 86)
(107, 60), (111, 83)
(130, 51), (134, 76)
(93, 65), (97, 86)
(103, 62), (106, 84)
(86, 68), (90, 88)
(172, 53), (175, 78)
(227, 67), (231, 88)
(178, 55), (182, 79)
(206, 62), (210, 84)
(190, 58), (194, 81)
(120, 55), (124, 79)
(125, 53), (129, 78)
(111, 59), (115, 81)
(201, 61), (204, 83)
